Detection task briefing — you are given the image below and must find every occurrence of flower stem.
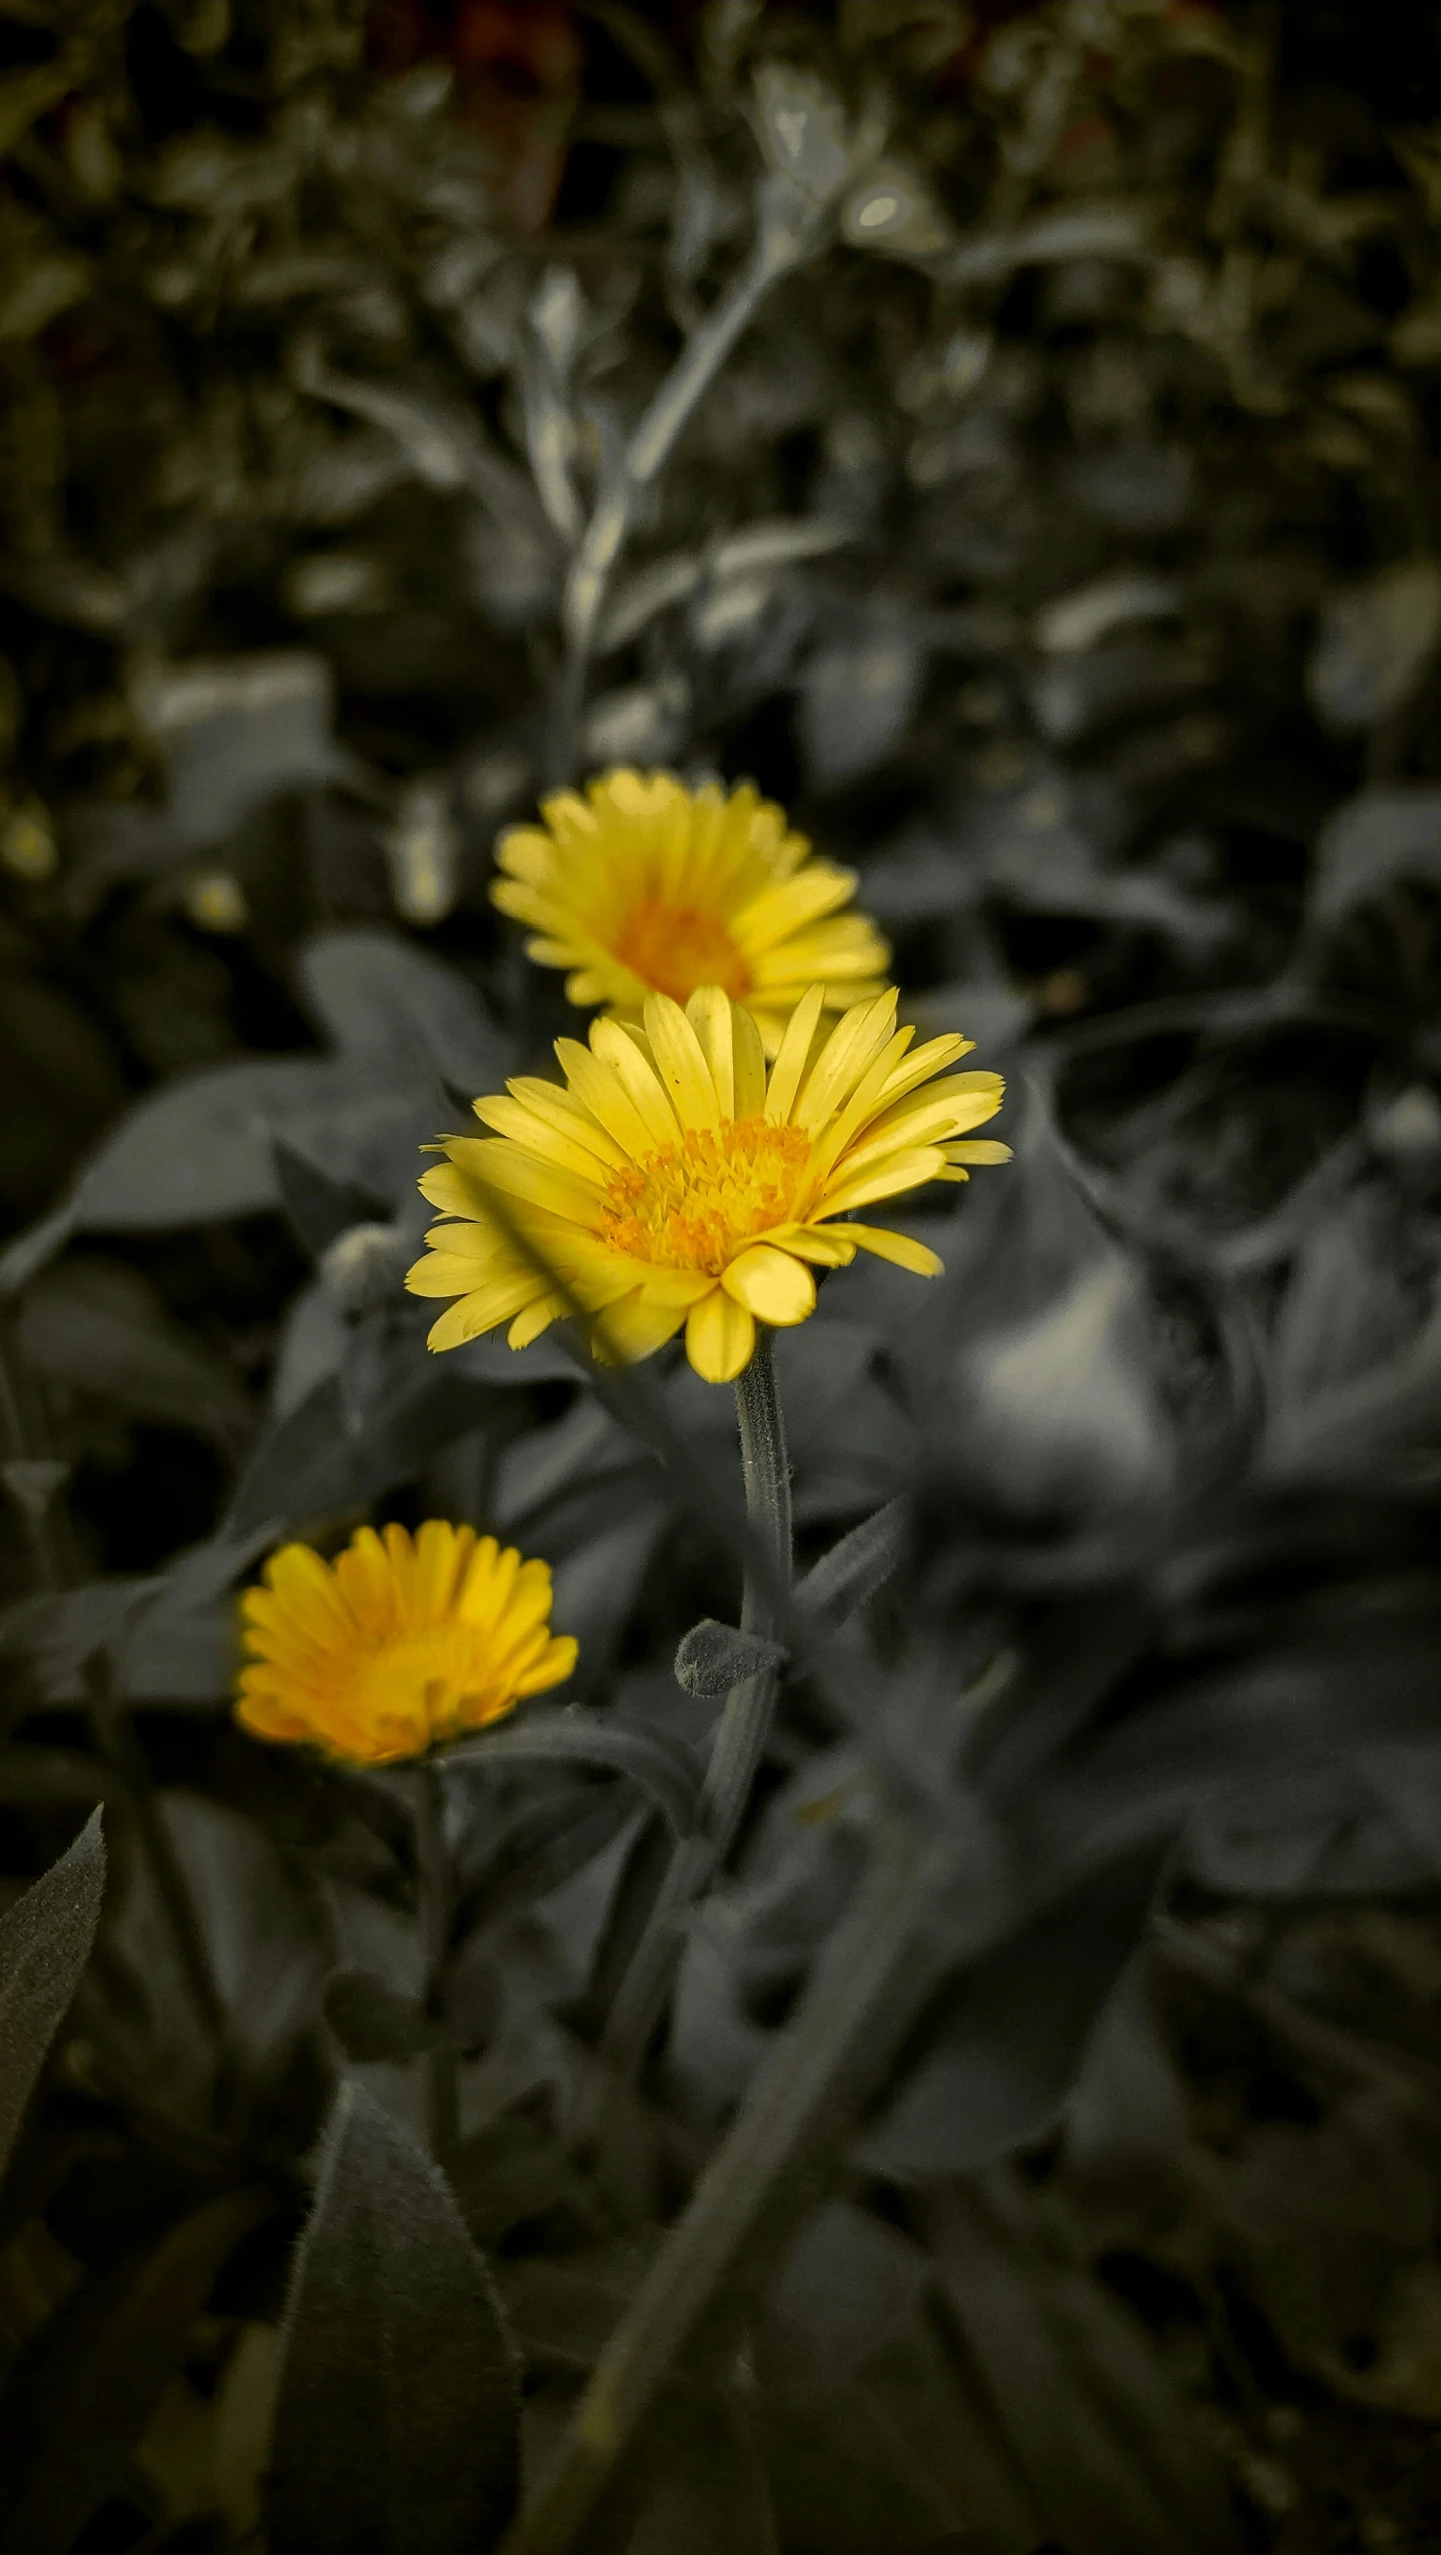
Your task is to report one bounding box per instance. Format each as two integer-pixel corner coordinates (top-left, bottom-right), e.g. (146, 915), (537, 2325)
(547, 197), (818, 784)
(584, 1336), (793, 2130)
(416, 1757), (459, 2161)
(504, 1813), (959, 2555)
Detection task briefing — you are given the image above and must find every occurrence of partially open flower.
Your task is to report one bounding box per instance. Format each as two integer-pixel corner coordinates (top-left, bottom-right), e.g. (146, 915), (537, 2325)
(236, 1522), (576, 1766)
(491, 767), (891, 1053)
(407, 982), (1008, 1385)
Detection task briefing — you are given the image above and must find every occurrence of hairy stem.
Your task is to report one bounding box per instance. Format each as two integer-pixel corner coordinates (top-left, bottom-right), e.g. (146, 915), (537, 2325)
(417, 1757), (460, 2160)
(505, 1812), (963, 2555)
(548, 189), (818, 783)
(585, 1337), (793, 2134)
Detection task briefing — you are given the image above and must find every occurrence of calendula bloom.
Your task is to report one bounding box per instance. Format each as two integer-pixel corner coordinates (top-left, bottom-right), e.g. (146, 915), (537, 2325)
(407, 982), (1008, 1386)
(491, 767), (890, 1053)
(235, 1522), (576, 1766)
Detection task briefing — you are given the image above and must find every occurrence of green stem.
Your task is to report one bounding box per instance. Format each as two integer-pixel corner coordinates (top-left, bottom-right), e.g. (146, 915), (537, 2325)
(417, 1757), (460, 2161)
(585, 1337), (793, 2131)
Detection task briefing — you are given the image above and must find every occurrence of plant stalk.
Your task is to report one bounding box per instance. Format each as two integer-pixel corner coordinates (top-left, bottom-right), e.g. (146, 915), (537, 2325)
(548, 192), (818, 783)
(504, 1810), (966, 2555)
(585, 1336), (793, 2132)
(417, 1757), (460, 2160)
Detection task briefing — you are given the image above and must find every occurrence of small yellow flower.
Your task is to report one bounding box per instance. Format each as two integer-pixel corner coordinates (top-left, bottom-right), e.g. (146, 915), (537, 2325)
(407, 982), (1009, 1386)
(491, 767), (891, 1053)
(235, 1522), (577, 1766)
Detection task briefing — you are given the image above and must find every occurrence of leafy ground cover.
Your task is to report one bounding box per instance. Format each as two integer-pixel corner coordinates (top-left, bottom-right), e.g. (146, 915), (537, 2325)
(5, 2), (1441, 2548)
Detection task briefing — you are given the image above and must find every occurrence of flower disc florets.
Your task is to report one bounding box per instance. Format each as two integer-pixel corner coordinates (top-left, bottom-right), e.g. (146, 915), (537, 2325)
(407, 982), (1009, 1385)
(235, 1521), (576, 1766)
(491, 766), (891, 1053)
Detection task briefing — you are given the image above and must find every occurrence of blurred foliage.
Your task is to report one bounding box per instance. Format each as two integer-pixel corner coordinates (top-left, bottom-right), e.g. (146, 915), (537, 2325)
(5, 0), (1441, 2549)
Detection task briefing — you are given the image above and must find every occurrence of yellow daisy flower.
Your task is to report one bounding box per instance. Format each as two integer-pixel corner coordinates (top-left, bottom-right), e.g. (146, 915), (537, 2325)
(235, 1521), (577, 1766)
(491, 767), (891, 1053)
(406, 982), (1008, 1386)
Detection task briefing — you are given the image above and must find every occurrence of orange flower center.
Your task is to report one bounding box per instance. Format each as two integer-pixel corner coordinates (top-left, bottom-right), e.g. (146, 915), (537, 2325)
(610, 897), (752, 1004)
(597, 1116), (810, 1274)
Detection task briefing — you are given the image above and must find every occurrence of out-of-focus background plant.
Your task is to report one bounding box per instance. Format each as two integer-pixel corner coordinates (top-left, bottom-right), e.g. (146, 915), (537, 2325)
(6, 0), (1441, 2547)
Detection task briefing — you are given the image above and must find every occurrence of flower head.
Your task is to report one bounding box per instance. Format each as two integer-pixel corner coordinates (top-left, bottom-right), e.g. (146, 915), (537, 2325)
(407, 982), (1008, 1385)
(492, 767), (890, 1053)
(235, 1521), (576, 1766)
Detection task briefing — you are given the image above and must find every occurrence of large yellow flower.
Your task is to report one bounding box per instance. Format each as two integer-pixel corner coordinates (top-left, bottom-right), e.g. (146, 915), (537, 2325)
(235, 1522), (576, 1766)
(491, 767), (890, 1052)
(406, 983), (1008, 1386)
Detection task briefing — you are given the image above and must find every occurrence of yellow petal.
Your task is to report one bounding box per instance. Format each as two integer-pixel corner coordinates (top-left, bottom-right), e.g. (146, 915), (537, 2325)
(515, 1634), (579, 1696)
(685, 1288), (756, 1383)
(839, 1223), (945, 1277)
(765, 983), (828, 1123)
(641, 993), (721, 1130)
(593, 1287), (691, 1365)
(731, 999), (768, 1117)
(592, 1016), (682, 1147)
(686, 985), (735, 1116)
(556, 1038), (657, 1160)
(820, 1147), (949, 1216)
(471, 1092), (610, 1183)
(732, 861), (858, 951)
(943, 1140), (1013, 1165)
(721, 1244), (816, 1326)
(793, 991), (899, 1131)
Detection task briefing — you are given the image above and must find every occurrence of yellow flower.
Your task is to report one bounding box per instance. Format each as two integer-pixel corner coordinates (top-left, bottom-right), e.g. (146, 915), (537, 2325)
(491, 767), (891, 1053)
(406, 982), (1009, 1386)
(235, 1521), (577, 1766)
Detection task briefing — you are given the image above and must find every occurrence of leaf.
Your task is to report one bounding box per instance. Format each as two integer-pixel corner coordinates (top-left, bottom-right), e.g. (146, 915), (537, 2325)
(797, 1501), (904, 1625)
(298, 928), (508, 1094)
(273, 1137), (386, 1257)
(132, 652), (357, 848)
(0, 1812), (105, 2190)
(268, 2082), (519, 2555)
(674, 1618), (787, 1698)
(0, 1581), (163, 1711)
(841, 160), (952, 259)
(324, 1967), (441, 2062)
(924, 2183), (1240, 2555)
(19, 1257), (251, 1451)
(225, 1354), (497, 1539)
(750, 64), (853, 208)
(799, 624), (925, 790)
(613, 2385), (780, 2555)
(447, 1709), (702, 1838)
(0, 2185), (273, 2555)
(855, 1843), (1168, 2177)
(1307, 559), (1441, 731)
(1310, 784), (1441, 923)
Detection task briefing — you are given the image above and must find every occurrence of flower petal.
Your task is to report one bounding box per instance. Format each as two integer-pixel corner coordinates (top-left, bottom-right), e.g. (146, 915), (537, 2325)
(642, 993), (721, 1130)
(685, 1289), (756, 1383)
(840, 1223), (945, 1276)
(765, 983), (828, 1123)
(721, 1244), (816, 1326)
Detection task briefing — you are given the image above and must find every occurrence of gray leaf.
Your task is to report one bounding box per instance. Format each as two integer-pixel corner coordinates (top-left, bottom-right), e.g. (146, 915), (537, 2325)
(0, 1811), (105, 2189)
(1307, 559), (1441, 731)
(675, 1617), (788, 1697)
(1311, 784), (1441, 923)
(268, 2082), (519, 2555)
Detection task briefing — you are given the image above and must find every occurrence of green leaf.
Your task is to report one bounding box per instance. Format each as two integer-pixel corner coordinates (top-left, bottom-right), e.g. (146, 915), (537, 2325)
(0, 2184), (273, 2555)
(447, 1709), (702, 1837)
(0, 1811), (105, 2191)
(268, 2082), (520, 2555)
